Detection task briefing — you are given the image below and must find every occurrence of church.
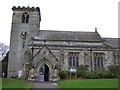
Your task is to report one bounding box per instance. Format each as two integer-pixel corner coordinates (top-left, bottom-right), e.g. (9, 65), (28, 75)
(7, 6), (119, 82)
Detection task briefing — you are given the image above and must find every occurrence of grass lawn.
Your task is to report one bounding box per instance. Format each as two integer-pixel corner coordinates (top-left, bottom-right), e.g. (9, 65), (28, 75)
(0, 78), (2, 89)
(2, 78), (34, 88)
(57, 79), (118, 88)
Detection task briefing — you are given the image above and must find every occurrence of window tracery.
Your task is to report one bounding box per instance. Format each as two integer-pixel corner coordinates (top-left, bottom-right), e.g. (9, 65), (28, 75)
(22, 12), (29, 23)
(69, 52), (79, 67)
(94, 53), (104, 70)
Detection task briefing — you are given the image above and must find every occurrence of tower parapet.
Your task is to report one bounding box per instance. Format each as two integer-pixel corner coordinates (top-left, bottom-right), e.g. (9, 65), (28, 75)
(12, 6), (41, 22)
(12, 6), (40, 11)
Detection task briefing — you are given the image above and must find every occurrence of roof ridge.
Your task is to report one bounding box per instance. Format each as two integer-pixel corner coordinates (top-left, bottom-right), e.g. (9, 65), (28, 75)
(36, 30), (103, 42)
(103, 37), (119, 39)
(39, 30), (95, 33)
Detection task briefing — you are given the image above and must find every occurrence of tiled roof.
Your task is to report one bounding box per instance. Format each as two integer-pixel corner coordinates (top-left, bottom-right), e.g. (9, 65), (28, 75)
(34, 30), (103, 42)
(103, 38), (120, 48)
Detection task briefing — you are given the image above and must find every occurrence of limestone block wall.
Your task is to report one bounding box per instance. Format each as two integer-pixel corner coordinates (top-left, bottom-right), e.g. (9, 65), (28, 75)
(26, 42), (116, 80)
(79, 51), (85, 65)
(8, 7), (40, 78)
(62, 51), (69, 71)
(104, 51), (114, 68)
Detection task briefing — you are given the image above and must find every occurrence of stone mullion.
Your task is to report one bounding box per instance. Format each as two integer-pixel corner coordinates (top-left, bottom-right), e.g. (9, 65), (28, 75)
(99, 54), (102, 68)
(101, 55), (103, 68)
(99, 54), (101, 69)
(84, 52), (86, 65)
(94, 55), (96, 70)
(73, 53), (75, 67)
(75, 54), (77, 67)
(96, 54), (98, 70)
(69, 55), (72, 67)
(94, 54), (97, 70)
(76, 54), (79, 67)
(101, 54), (104, 69)
(71, 55), (73, 66)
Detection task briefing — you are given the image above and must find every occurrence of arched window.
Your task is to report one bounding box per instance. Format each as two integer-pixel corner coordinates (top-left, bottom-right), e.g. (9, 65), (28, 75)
(22, 12), (29, 23)
(94, 53), (104, 70)
(69, 52), (79, 67)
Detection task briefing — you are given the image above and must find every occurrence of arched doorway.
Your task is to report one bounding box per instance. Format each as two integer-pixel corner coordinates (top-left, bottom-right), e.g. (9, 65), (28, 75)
(39, 63), (49, 82)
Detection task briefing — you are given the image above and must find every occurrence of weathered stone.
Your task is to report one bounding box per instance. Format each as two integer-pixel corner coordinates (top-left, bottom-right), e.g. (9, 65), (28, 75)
(8, 6), (119, 82)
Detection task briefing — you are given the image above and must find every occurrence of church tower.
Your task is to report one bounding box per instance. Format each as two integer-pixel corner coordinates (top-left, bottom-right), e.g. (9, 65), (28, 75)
(8, 6), (41, 78)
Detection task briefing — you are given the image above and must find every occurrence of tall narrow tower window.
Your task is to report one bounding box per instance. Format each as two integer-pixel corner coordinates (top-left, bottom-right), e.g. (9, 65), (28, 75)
(22, 12), (29, 23)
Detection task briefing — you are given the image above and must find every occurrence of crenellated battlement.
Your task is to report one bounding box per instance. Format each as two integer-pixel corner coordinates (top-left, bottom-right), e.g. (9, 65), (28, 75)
(12, 6), (40, 12)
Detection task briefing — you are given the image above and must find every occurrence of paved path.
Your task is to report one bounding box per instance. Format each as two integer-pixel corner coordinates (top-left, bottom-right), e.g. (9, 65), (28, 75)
(32, 82), (59, 89)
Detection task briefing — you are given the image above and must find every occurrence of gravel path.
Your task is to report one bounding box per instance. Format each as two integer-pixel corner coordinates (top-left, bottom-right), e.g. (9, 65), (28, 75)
(32, 82), (59, 89)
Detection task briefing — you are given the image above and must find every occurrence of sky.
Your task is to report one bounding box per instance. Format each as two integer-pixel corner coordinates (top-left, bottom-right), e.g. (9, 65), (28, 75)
(0, 0), (119, 46)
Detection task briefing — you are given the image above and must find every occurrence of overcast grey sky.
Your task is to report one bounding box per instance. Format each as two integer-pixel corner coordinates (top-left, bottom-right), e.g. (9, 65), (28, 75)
(0, 0), (119, 45)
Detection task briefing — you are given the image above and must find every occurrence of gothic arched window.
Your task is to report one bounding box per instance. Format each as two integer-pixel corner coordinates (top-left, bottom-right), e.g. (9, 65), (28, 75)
(94, 53), (104, 70)
(69, 52), (79, 67)
(22, 12), (29, 23)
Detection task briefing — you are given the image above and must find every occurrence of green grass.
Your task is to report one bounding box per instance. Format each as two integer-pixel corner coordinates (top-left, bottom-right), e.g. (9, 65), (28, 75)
(0, 78), (2, 89)
(2, 78), (27, 81)
(2, 78), (34, 88)
(3, 82), (33, 88)
(57, 79), (118, 88)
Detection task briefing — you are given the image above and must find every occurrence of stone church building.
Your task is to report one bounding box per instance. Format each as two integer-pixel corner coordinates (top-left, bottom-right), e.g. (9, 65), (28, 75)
(7, 6), (119, 82)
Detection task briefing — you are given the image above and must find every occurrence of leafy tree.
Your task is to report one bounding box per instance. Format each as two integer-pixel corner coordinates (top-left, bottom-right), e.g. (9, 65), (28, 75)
(2, 52), (9, 78)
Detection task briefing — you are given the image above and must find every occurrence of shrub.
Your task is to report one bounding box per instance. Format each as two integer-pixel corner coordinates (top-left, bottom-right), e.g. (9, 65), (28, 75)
(77, 70), (82, 77)
(93, 70), (101, 78)
(98, 71), (108, 78)
(103, 72), (114, 78)
(77, 65), (88, 71)
(77, 70), (88, 78)
(59, 71), (69, 79)
(107, 65), (119, 78)
(77, 65), (90, 79)
(71, 72), (76, 76)
(92, 70), (114, 78)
